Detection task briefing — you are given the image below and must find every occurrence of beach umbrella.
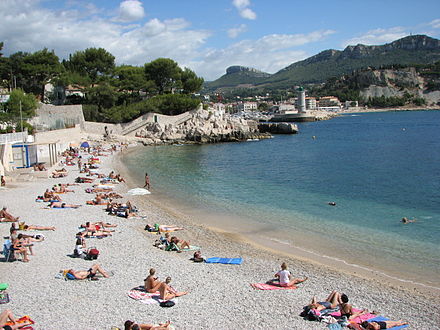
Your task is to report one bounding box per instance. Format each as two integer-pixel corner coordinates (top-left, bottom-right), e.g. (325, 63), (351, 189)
(80, 141), (90, 148)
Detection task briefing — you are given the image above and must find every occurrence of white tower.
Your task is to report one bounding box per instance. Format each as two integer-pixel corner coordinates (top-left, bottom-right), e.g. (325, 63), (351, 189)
(297, 87), (306, 113)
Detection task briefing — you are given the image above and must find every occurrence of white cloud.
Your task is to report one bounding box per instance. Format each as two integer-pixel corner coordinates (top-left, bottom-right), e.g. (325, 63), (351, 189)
(189, 30), (335, 80)
(429, 19), (440, 29)
(342, 27), (409, 47)
(228, 24), (247, 38)
(232, 0), (256, 20)
(0, 1), (334, 80)
(117, 0), (145, 22)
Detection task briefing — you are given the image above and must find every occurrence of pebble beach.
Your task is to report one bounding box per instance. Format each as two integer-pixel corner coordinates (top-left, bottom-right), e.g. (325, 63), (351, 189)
(1, 143), (439, 330)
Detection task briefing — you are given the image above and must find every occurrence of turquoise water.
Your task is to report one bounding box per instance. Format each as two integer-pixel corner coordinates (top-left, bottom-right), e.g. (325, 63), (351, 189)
(122, 110), (440, 287)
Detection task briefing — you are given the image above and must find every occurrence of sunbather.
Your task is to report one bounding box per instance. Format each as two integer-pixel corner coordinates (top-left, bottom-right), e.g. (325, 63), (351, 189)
(49, 202), (81, 208)
(23, 224), (56, 231)
(144, 268), (162, 293)
(361, 320), (408, 329)
(307, 290), (343, 311)
(12, 234), (30, 262)
(266, 262), (308, 287)
(158, 277), (188, 300)
(339, 293), (368, 320)
(82, 222), (114, 233)
(158, 225), (183, 233)
(170, 236), (190, 250)
(0, 309), (33, 330)
(66, 263), (109, 279)
(43, 189), (62, 202)
(0, 207), (19, 222)
(124, 320), (172, 330)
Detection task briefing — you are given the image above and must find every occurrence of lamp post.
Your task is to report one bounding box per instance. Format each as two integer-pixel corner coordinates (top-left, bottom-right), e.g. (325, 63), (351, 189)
(19, 100), (26, 167)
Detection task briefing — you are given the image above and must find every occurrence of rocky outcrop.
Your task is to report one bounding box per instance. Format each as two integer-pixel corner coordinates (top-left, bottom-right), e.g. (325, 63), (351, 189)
(258, 123), (298, 134)
(134, 109), (271, 145)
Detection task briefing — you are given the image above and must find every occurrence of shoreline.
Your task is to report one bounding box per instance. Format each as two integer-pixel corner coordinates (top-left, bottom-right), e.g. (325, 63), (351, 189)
(115, 146), (440, 301)
(338, 106), (440, 114)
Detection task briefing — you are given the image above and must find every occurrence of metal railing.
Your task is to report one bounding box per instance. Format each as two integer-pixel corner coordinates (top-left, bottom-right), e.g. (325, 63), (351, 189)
(0, 131), (28, 144)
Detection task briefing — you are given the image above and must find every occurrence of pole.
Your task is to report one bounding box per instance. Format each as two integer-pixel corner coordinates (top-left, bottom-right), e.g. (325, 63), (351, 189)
(19, 101), (26, 167)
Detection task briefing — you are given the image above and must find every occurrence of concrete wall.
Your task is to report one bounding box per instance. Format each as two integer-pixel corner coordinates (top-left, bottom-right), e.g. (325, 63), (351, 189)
(29, 104), (85, 131)
(34, 125), (83, 145)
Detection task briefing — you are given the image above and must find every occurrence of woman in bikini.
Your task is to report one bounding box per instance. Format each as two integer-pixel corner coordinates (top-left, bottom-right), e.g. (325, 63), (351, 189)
(124, 320), (172, 330)
(339, 293), (368, 320)
(307, 290), (343, 311)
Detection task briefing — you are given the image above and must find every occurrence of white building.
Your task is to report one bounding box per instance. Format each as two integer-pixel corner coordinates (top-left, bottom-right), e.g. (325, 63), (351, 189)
(234, 102), (258, 112)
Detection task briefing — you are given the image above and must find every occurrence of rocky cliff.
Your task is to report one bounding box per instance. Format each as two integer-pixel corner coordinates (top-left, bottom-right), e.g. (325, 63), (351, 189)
(134, 109), (270, 144)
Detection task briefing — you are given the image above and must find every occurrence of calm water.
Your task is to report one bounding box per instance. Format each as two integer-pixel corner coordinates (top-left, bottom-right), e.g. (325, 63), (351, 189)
(122, 111), (440, 288)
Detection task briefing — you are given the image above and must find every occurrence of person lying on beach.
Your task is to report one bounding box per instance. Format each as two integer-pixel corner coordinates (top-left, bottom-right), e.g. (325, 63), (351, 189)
(65, 263), (109, 280)
(0, 309), (33, 330)
(89, 187), (113, 193)
(0, 207), (19, 222)
(49, 202), (81, 209)
(81, 222), (115, 233)
(80, 221), (117, 229)
(144, 268), (162, 293)
(75, 177), (94, 183)
(23, 224), (56, 231)
(124, 320), (172, 330)
(170, 236), (190, 250)
(158, 277), (188, 300)
(86, 195), (106, 205)
(43, 189), (62, 202)
(361, 320), (408, 329)
(266, 262), (308, 287)
(158, 225), (184, 233)
(77, 229), (112, 238)
(401, 217), (417, 224)
(307, 290), (344, 311)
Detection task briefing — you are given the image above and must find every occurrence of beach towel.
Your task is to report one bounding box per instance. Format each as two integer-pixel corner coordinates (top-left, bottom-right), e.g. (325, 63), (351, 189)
(5, 315), (34, 328)
(205, 257), (242, 265)
(330, 308), (377, 324)
(127, 188), (151, 195)
(250, 283), (297, 290)
(363, 316), (408, 329)
(127, 286), (173, 305)
(179, 245), (201, 252)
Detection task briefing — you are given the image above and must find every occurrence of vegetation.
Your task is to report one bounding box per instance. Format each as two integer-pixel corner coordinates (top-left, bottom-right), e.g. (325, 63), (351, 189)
(0, 45), (204, 124)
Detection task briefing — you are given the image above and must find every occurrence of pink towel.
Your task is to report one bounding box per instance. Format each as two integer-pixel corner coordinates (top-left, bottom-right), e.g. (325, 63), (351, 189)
(127, 289), (161, 304)
(330, 308), (376, 324)
(250, 283), (297, 290)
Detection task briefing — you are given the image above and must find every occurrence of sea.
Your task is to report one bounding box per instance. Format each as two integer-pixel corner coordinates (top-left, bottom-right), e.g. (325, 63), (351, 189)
(121, 110), (440, 289)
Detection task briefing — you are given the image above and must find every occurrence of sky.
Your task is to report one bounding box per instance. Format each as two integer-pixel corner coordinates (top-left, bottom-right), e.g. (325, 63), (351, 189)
(0, 0), (439, 81)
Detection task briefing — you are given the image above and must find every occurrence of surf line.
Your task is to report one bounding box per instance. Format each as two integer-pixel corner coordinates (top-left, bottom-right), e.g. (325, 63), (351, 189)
(268, 237), (440, 291)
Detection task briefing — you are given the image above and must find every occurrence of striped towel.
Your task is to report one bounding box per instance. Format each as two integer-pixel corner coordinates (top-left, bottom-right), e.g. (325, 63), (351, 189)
(250, 283), (297, 290)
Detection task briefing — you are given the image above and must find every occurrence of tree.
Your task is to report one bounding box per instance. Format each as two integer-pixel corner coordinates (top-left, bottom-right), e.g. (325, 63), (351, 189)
(86, 83), (117, 113)
(4, 89), (37, 118)
(181, 68), (204, 94)
(68, 48), (115, 84)
(114, 65), (149, 93)
(144, 58), (181, 94)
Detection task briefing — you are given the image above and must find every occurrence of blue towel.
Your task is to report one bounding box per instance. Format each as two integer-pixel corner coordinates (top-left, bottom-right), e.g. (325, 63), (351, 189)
(205, 257), (242, 265)
(365, 316), (408, 329)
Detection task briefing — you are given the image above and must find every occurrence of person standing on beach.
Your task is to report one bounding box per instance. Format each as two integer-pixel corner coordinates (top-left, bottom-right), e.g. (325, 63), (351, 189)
(144, 173), (150, 190)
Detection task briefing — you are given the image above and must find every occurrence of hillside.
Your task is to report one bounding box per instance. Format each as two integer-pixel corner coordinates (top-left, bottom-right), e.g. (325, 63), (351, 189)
(205, 35), (440, 92)
(204, 65), (271, 91)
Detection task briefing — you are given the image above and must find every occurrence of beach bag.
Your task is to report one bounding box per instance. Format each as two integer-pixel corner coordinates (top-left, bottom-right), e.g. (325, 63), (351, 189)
(159, 300), (175, 308)
(85, 248), (99, 260)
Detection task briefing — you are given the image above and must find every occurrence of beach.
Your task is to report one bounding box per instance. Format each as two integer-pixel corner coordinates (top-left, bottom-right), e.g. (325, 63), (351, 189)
(0, 143), (439, 330)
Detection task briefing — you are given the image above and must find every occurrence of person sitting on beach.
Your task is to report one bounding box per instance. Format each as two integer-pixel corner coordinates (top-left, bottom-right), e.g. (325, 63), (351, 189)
(49, 202), (81, 209)
(74, 233), (86, 258)
(158, 277), (188, 300)
(12, 234), (30, 262)
(0, 309), (33, 330)
(33, 163), (46, 171)
(170, 236), (190, 250)
(361, 320), (408, 329)
(401, 217), (417, 224)
(0, 207), (19, 222)
(307, 290), (344, 312)
(22, 224), (56, 231)
(124, 320), (172, 330)
(43, 189), (62, 202)
(339, 293), (368, 320)
(52, 184), (74, 193)
(65, 263), (109, 280)
(266, 262), (308, 287)
(1, 175), (6, 186)
(144, 268), (162, 293)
